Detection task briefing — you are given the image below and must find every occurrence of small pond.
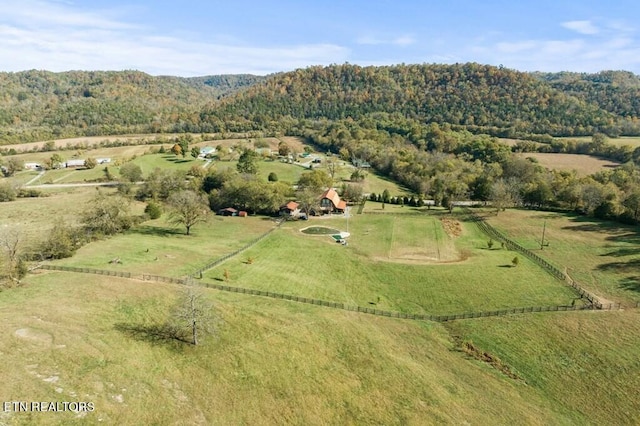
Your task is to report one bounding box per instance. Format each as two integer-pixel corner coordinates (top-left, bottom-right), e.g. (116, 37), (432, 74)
(300, 226), (341, 235)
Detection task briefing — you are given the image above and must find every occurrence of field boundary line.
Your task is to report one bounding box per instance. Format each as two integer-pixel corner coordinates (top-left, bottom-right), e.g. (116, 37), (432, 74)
(464, 209), (608, 308)
(33, 263), (637, 321)
(188, 219), (285, 278)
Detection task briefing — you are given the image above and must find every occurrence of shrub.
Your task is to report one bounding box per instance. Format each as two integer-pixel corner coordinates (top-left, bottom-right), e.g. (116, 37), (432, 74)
(0, 183), (17, 202)
(145, 201), (162, 219)
(268, 172), (278, 182)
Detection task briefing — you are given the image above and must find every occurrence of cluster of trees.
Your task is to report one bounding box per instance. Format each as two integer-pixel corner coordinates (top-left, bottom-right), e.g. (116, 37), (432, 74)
(301, 116), (640, 223)
(0, 70), (262, 144)
(203, 63), (640, 138)
(4, 64), (640, 145)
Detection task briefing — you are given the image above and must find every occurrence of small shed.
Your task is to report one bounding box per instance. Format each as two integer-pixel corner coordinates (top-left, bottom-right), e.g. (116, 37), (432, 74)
(218, 207), (238, 216)
(238, 211), (248, 217)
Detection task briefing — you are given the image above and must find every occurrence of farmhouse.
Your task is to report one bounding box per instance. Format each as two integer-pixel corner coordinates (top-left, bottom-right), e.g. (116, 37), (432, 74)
(280, 201), (300, 217)
(319, 188), (347, 214)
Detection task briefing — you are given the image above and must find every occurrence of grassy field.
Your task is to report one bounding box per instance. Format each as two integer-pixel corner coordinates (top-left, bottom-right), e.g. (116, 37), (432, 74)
(446, 310), (640, 425)
(557, 135), (640, 148)
(0, 187), (113, 247)
(202, 213), (577, 314)
(517, 153), (620, 176)
(0, 271), (591, 425)
(53, 215), (278, 278)
(484, 209), (640, 304)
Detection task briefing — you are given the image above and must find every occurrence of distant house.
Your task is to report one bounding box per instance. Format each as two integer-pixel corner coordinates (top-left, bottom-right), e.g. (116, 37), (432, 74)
(199, 147), (216, 158)
(319, 188), (347, 214)
(352, 158), (371, 168)
(24, 162), (42, 170)
(96, 158), (111, 164)
(279, 201), (300, 217)
(217, 207), (238, 216)
(65, 159), (86, 168)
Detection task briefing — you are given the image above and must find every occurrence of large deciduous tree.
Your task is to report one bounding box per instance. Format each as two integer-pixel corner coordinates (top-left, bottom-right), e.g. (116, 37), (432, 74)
(82, 191), (133, 236)
(237, 149), (259, 174)
(171, 279), (218, 345)
(167, 190), (209, 235)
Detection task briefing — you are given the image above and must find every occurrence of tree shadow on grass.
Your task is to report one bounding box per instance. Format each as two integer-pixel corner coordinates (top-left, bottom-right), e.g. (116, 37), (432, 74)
(114, 322), (190, 349)
(165, 158), (191, 164)
(131, 225), (183, 237)
(596, 258), (640, 274)
(619, 276), (640, 293)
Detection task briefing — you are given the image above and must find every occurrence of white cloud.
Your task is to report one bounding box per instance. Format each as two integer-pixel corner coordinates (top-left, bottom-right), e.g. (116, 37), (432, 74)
(0, 0), (350, 75)
(356, 34), (415, 47)
(562, 20), (600, 35)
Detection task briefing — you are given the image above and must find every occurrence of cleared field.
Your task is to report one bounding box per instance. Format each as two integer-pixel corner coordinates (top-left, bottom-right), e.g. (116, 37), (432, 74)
(447, 310), (640, 425)
(558, 135), (640, 148)
(203, 213), (577, 314)
(484, 209), (640, 304)
(0, 272), (584, 425)
(0, 186), (120, 247)
(517, 153), (620, 176)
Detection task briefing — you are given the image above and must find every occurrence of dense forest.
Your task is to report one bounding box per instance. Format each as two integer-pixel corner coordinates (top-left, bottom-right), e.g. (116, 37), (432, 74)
(0, 70), (265, 143)
(2, 64), (640, 144)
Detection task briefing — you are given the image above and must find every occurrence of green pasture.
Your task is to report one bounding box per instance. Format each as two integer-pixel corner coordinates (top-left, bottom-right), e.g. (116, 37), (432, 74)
(53, 215), (278, 278)
(0, 272), (579, 425)
(484, 209), (640, 304)
(557, 135), (640, 148)
(446, 310), (640, 425)
(203, 213), (577, 314)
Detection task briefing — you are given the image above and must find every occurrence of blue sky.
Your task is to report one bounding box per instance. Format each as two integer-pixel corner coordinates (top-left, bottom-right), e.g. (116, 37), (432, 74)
(2, 0), (640, 76)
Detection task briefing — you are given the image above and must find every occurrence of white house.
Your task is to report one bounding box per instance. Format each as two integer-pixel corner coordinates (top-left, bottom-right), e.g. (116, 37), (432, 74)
(96, 158), (111, 164)
(24, 162), (42, 170)
(65, 159), (86, 168)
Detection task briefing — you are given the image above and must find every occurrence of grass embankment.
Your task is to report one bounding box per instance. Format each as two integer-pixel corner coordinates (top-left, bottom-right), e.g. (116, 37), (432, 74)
(203, 213), (576, 315)
(447, 310), (640, 425)
(485, 209), (640, 304)
(0, 272), (577, 425)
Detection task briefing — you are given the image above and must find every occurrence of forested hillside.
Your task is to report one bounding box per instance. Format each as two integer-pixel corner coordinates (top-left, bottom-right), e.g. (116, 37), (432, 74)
(2, 64), (640, 145)
(204, 63), (640, 138)
(534, 70), (640, 129)
(0, 70), (264, 144)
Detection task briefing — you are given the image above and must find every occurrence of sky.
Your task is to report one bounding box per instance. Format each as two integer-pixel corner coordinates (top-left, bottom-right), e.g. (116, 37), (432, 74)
(2, 0), (640, 77)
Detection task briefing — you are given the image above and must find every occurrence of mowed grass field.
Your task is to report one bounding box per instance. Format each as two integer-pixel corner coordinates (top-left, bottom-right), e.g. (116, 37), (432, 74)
(484, 209), (640, 304)
(517, 153), (620, 176)
(0, 272), (590, 425)
(557, 135), (640, 148)
(53, 214), (278, 278)
(202, 213), (577, 315)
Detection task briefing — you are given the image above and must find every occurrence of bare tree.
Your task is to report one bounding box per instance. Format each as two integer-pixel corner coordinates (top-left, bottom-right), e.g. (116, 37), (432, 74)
(171, 280), (218, 345)
(167, 190), (209, 235)
(0, 228), (26, 286)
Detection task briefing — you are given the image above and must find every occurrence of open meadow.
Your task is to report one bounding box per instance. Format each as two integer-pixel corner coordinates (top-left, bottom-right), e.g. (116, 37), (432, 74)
(202, 212), (577, 315)
(483, 208), (640, 305)
(517, 153), (620, 176)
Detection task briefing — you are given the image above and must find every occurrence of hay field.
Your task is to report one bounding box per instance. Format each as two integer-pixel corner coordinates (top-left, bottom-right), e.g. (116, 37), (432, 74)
(517, 153), (619, 176)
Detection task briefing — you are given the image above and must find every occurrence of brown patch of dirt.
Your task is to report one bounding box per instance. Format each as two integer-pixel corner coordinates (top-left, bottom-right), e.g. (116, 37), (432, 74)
(440, 217), (463, 238)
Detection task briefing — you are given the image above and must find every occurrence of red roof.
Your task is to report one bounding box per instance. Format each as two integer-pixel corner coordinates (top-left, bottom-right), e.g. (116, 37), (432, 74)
(284, 201), (299, 210)
(320, 188), (346, 211)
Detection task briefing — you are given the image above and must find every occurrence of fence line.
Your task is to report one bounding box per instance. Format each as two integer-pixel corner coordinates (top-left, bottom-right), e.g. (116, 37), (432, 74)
(37, 264), (132, 278)
(34, 263), (635, 321)
(189, 219), (284, 277)
(465, 209), (606, 308)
